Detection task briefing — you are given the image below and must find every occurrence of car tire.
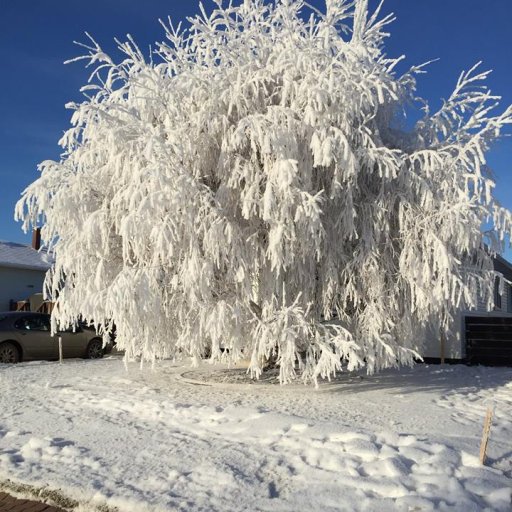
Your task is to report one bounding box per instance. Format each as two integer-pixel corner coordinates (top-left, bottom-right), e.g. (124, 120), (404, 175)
(0, 342), (21, 364)
(86, 339), (104, 359)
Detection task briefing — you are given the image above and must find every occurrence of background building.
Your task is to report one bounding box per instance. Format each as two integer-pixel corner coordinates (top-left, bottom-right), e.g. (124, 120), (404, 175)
(0, 230), (53, 311)
(423, 255), (512, 364)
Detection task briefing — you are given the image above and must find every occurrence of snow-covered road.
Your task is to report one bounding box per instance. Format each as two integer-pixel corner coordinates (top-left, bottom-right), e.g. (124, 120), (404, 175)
(0, 357), (510, 511)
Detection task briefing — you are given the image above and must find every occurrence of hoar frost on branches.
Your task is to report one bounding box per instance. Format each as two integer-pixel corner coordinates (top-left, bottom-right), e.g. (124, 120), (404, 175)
(17, 0), (512, 384)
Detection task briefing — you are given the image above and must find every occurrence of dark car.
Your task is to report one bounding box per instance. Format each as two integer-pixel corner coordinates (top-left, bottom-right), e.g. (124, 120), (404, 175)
(0, 312), (113, 364)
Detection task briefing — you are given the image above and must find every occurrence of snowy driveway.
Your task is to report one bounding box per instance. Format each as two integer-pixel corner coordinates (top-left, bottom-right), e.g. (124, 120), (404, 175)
(0, 357), (511, 511)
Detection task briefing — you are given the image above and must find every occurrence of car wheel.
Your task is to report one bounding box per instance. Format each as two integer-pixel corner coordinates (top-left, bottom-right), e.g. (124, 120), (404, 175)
(0, 342), (21, 364)
(86, 339), (104, 359)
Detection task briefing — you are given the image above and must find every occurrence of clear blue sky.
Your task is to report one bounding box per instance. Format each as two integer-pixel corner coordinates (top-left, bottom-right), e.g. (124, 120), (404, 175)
(1, 0), (511, 259)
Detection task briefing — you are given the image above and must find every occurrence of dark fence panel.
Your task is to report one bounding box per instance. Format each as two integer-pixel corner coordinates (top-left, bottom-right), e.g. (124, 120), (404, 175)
(465, 316), (512, 365)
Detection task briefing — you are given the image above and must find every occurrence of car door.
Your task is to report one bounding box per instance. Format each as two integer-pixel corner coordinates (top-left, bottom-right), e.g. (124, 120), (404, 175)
(14, 315), (58, 360)
(58, 324), (88, 358)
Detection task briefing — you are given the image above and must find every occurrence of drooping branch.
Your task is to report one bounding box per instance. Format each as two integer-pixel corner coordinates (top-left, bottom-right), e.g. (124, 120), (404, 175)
(16, 0), (512, 385)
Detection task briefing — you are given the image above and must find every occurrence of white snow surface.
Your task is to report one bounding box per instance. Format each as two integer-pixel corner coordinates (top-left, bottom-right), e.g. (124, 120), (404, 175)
(0, 357), (511, 511)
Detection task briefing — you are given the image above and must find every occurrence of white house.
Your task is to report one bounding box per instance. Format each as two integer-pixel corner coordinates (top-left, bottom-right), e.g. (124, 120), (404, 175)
(0, 230), (53, 311)
(423, 254), (512, 363)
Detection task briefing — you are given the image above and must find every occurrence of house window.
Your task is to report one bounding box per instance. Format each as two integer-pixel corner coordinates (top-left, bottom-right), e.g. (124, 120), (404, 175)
(494, 277), (502, 310)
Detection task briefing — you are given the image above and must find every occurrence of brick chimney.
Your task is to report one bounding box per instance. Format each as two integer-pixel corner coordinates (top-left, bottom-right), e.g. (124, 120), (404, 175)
(32, 227), (41, 251)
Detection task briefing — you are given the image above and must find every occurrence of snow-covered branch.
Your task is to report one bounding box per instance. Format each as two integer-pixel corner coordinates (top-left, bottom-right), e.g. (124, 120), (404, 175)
(16, 0), (512, 383)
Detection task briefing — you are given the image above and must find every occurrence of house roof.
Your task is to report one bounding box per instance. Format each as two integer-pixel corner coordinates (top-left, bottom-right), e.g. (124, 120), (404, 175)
(494, 254), (512, 282)
(0, 241), (54, 272)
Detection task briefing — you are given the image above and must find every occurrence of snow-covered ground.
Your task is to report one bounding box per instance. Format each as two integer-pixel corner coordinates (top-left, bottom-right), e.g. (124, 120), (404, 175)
(0, 357), (511, 511)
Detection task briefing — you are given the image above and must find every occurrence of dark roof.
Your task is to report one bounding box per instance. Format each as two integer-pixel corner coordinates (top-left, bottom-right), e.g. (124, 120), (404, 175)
(494, 254), (512, 282)
(0, 241), (53, 272)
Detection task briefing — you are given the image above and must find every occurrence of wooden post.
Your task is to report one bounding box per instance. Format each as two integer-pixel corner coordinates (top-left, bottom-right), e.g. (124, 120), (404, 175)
(58, 336), (63, 364)
(479, 406), (493, 465)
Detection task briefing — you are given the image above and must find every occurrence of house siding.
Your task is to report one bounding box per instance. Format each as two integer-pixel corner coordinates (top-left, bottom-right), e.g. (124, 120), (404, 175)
(422, 313), (465, 359)
(422, 276), (512, 360)
(0, 266), (47, 311)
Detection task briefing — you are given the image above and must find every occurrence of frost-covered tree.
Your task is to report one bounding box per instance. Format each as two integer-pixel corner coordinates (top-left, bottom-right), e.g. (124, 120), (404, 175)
(17, 0), (512, 384)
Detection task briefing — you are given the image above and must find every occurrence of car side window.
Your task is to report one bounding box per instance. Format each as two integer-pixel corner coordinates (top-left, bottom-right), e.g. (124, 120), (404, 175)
(14, 316), (50, 332)
(14, 318), (29, 330)
(41, 316), (51, 331)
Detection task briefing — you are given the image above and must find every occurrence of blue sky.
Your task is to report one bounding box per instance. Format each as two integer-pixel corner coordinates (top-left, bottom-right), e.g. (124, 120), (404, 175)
(1, 0), (511, 259)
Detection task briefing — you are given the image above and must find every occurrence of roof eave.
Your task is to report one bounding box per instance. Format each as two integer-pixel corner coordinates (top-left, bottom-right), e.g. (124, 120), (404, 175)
(494, 254), (512, 282)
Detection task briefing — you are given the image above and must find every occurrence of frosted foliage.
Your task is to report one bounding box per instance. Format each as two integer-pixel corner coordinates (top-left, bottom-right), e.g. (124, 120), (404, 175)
(16, 0), (512, 384)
